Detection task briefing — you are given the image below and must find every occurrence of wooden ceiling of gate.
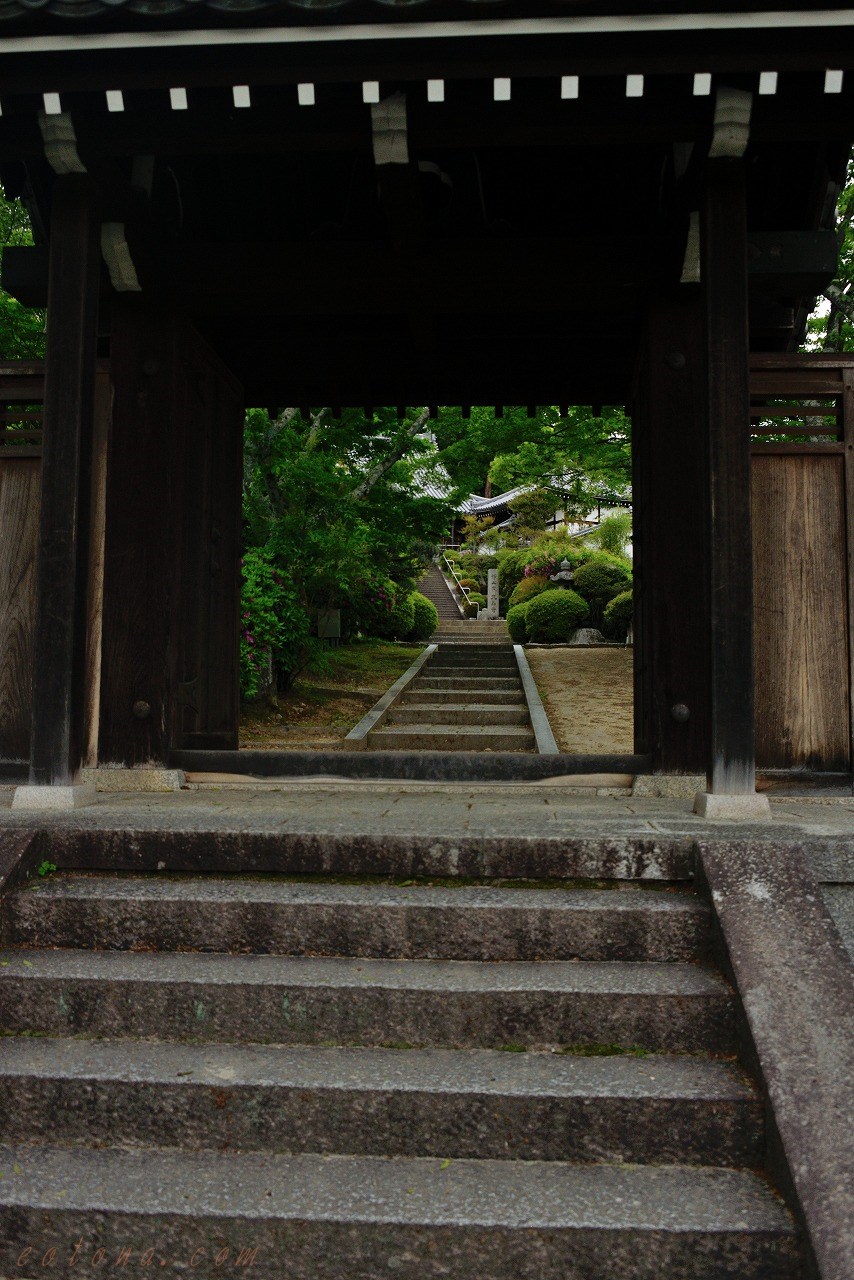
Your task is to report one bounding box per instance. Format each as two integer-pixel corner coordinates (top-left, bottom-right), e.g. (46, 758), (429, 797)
(0, 23), (850, 403)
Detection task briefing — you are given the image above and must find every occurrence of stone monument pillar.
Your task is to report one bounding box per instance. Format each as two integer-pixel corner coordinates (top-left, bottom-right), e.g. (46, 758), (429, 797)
(487, 567), (499, 619)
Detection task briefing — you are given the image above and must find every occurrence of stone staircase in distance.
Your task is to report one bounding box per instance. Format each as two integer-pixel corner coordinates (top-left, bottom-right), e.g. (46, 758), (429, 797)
(0, 836), (801, 1278)
(418, 561), (512, 645)
(417, 562), (464, 622)
(369, 643), (535, 751)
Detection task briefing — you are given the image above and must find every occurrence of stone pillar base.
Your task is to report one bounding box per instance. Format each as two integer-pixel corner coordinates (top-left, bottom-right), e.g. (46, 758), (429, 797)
(81, 768), (185, 793)
(693, 791), (772, 821)
(11, 785), (99, 811)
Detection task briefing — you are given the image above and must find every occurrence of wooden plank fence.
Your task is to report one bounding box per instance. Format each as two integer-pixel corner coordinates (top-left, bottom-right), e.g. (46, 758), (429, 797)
(0, 361), (110, 765)
(750, 355), (854, 773)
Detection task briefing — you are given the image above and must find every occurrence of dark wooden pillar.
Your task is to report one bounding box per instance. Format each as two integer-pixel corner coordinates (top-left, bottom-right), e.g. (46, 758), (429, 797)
(633, 291), (710, 772)
(701, 159), (755, 793)
(99, 306), (243, 766)
(29, 176), (100, 785)
(98, 304), (177, 766)
(173, 323), (243, 752)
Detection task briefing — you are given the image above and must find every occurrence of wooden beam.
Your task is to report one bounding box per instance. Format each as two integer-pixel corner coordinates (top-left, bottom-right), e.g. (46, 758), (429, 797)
(702, 158), (755, 795)
(0, 31), (851, 98)
(6, 231), (833, 320)
(0, 238), (651, 313)
(28, 175), (100, 786)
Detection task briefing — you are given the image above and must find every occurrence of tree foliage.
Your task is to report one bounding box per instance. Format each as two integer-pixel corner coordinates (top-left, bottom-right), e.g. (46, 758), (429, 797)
(242, 406), (457, 692)
(0, 190), (44, 359)
(433, 405), (631, 506)
(807, 153), (854, 351)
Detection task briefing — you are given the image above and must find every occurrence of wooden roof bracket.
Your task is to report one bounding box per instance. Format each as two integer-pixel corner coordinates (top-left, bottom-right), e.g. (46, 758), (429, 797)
(371, 92), (408, 167)
(682, 88), (753, 283)
(38, 111), (86, 175)
(708, 85), (753, 159)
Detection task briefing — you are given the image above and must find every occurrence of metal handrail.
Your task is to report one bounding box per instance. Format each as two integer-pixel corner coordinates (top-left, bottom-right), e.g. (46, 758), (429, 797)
(439, 553), (476, 613)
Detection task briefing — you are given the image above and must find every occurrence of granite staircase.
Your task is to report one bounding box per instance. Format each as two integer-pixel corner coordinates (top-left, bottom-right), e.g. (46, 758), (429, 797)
(417, 563), (463, 623)
(370, 643), (535, 751)
(0, 839), (801, 1279)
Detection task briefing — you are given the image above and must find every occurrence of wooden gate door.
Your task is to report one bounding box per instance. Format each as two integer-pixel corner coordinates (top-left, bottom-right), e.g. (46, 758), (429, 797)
(750, 356), (854, 772)
(0, 363), (43, 764)
(0, 361), (109, 768)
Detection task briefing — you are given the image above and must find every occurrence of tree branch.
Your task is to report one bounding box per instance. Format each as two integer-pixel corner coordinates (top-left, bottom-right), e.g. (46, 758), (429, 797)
(349, 407), (430, 501)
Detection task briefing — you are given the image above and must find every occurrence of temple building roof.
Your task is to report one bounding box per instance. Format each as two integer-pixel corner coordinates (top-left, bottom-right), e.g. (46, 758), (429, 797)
(0, 0), (848, 25)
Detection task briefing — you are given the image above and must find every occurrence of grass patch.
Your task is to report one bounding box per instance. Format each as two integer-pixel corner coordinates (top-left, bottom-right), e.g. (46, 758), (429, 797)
(497, 1043), (528, 1053)
(303, 640), (424, 689)
(240, 640), (424, 749)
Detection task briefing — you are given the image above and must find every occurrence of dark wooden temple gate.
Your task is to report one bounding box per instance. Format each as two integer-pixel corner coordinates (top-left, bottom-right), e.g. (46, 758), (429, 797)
(0, 4), (852, 793)
(3, 348), (852, 776)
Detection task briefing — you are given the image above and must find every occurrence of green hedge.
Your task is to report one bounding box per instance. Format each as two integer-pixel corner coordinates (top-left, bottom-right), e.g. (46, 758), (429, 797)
(603, 590), (633, 640)
(409, 592), (439, 641)
(508, 574), (550, 609)
(454, 553), (493, 587)
(506, 602), (531, 643)
(572, 557), (632, 626)
(525, 589), (589, 643)
(496, 549), (530, 599)
(389, 590), (417, 639)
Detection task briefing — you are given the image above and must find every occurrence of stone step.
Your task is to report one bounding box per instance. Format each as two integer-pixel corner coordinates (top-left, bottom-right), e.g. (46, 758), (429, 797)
(0, 950), (735, 1051)
(415, 676), (520, 690)
(426, 661), (519, 671)
(387, 704), (530, 726)
(10, 830), (695, 880)
(6, 879), (711, 961)
(0, 1145), (799, 1280)
(0, 1039), (763, 1166)
(398, 687), (527, 706)
(427, 651), (517, 662)
(425, 670), (518, 679)
(369, 724), (536, 751)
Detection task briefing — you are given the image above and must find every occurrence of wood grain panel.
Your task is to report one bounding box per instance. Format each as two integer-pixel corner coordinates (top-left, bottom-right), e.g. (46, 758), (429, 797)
(632, 291), (710, 771)
(99, 306), (179, 766)
(0, 459), (40, 761)
(172, 322), (243, 751)
(753, 454), (851, 770)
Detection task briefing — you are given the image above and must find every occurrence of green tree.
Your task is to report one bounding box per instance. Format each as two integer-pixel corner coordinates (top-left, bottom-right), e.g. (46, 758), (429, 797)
(0, 189), (44, 359)
(807, 153), (854, 351)
(242, 406), (457, 691)
(487, 406), (631, 507)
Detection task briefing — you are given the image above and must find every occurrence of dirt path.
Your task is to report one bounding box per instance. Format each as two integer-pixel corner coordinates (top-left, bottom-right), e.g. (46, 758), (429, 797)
(525, 647), (634, 754)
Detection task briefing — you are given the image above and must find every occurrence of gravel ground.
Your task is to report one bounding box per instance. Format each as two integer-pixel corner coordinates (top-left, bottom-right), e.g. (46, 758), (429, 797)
(525, 648), (634, 755)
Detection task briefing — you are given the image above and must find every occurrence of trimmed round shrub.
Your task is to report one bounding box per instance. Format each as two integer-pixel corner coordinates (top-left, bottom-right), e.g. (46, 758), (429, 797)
(371, 588), (416, 640)
(572, 558), (632, 626)
(467, 592), (486, 607)
(457, 577), (479, 590)
(603, 590), (633, 640)
(525, 589), (589, 643)
(463, 601), (479, 618)
(506, 602), (531, 643)
(508, 574), (550, 609)
(409, 592), (439, 641)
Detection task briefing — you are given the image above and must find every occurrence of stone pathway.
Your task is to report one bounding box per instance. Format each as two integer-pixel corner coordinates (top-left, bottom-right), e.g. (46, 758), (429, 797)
(368, 643), (536, 751)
